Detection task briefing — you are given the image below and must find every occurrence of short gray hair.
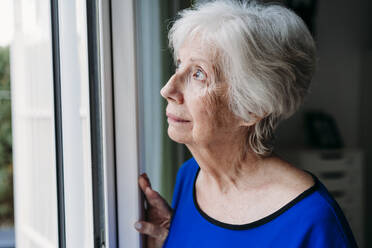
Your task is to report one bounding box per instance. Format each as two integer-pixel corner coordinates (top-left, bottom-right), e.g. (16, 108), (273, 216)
(168, 0), (317, 156)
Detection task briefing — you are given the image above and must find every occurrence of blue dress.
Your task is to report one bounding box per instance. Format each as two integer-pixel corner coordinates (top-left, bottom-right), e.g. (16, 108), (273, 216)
(163, 157), (358, 247)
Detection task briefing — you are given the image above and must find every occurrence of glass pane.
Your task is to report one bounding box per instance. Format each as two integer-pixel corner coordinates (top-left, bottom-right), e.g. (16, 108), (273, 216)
(11, 0), (58, 247)
(136, 0), (164, 197)
(136, 0), (193, 205)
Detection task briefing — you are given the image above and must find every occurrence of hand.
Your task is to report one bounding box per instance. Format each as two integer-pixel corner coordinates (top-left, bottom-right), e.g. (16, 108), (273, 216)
(134, 173), (173, 248)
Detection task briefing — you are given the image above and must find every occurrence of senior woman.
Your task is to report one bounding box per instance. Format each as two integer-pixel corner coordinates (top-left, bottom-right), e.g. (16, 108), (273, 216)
(134, 0), (357, 247)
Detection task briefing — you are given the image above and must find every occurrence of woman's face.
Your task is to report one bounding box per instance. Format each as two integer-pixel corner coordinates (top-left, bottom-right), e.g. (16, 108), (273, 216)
(160, 39), (245, 147)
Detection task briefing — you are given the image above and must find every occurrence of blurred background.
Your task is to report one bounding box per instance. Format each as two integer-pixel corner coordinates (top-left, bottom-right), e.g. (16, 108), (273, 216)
(0, 0), (371, 247)
(0, 0), (14, 247)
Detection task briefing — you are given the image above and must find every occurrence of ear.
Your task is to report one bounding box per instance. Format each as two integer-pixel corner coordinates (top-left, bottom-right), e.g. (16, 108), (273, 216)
(238, 113), (263, 127)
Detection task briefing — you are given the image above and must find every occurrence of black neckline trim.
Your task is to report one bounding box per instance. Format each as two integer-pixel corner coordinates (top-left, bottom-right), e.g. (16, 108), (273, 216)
(192, 166), (320, 230)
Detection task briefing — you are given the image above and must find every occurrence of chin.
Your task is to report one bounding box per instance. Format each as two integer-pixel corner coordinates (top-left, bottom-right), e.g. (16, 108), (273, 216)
(167, 127), (190, 144)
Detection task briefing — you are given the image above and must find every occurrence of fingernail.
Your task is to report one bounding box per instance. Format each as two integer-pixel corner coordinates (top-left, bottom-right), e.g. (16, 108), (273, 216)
(135, 222), (142, 229)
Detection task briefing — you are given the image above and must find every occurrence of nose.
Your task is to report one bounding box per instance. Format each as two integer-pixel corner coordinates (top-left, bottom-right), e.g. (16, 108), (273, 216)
(160, 73), (184, 104)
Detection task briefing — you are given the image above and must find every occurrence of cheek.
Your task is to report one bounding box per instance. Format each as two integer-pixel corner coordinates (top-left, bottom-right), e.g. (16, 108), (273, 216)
(184, 81), (239, 143)
(201, 89), (233, 129)
(188, 89), (232, 133)
(185, 86), (213, 122)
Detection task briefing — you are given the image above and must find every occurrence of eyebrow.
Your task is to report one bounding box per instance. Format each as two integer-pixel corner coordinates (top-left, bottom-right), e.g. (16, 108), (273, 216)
(190, 57), (209, 64)
(177, 57), (210, 66)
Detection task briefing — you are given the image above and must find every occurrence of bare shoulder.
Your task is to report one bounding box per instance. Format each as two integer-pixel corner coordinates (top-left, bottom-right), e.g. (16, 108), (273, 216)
(266, 156), (315, 196)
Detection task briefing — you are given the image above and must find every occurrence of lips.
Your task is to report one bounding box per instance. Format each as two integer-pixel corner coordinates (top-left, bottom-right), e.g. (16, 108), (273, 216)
(166, 112), (190, 122)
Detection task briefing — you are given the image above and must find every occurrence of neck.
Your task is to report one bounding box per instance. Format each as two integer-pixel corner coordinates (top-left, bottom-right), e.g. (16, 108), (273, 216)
(186, 136), (271, 194)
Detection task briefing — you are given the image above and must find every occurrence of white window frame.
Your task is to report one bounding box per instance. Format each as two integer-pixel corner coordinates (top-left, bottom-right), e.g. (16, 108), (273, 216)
(97, 0), (119, 247)
(111, 0), (143, 247)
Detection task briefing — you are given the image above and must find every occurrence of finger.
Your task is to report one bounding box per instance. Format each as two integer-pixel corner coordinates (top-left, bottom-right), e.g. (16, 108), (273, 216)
(134, 221), (169, 241)
(143, 172), (150, 180)
(144, 187), (172, 215)
(138, 176), (152, 205)
(138, 175), (158, 210)
(138, 174), (172, 214)
(138, 174), (152, 192)
(142, 172), (151, 185)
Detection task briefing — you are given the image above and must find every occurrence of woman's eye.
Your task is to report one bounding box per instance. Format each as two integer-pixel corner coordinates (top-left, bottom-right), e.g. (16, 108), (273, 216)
(193, 69), (206, 81)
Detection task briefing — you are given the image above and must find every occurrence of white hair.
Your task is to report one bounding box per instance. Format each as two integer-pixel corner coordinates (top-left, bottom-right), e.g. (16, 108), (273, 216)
(168, 0), (317, 156)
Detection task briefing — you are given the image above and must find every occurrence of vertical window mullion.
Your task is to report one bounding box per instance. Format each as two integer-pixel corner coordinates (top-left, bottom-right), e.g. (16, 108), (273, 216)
(111, 0), (142, 246)
(58, 1), (95, 246)
(50, 0), (66, 247)
(96, 0), (119, 246)
(86, 0), (106, 247)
